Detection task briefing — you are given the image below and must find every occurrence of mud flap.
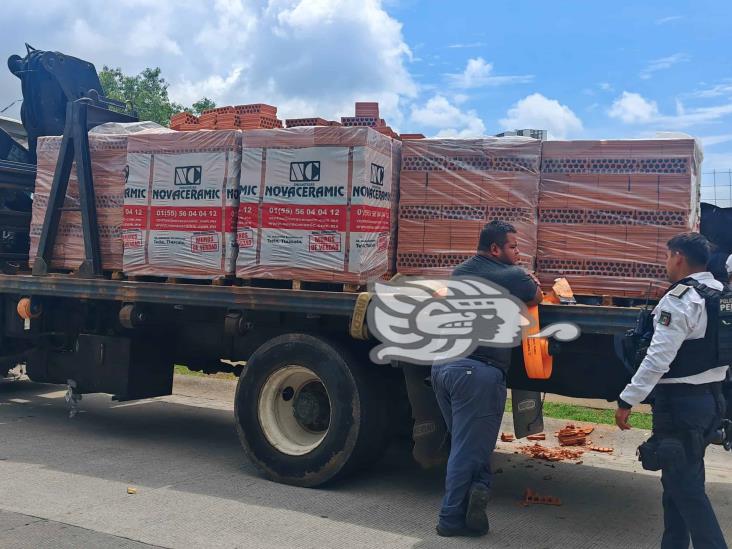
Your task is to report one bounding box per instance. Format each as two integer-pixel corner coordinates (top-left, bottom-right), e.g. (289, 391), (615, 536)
(511, 389), (544, 439)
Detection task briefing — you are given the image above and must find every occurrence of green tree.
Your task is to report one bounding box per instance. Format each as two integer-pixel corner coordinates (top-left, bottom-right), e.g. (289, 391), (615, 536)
(190, 97), (217, 116)
(98, 67), (215, 126)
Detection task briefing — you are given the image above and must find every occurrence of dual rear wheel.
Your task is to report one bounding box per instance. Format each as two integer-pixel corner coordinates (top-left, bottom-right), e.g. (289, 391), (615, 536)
(234, 333), (388, 487)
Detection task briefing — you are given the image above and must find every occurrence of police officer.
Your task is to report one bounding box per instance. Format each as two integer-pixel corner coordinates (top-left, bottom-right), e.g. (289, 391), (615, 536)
(432, 220), (542, 537)
(615, 232), (728, 549)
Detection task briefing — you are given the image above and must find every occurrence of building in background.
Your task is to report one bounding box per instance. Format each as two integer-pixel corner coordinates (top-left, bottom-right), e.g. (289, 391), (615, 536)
(495, 128), (547, 141)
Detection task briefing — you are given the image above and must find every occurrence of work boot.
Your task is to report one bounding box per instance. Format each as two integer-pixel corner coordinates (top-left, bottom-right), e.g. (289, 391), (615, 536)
(465, 484), (490, 533)
(435, 524), (486, 537)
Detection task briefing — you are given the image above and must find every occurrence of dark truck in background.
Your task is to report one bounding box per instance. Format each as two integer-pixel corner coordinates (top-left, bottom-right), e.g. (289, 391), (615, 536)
(0, 44), (706, 487)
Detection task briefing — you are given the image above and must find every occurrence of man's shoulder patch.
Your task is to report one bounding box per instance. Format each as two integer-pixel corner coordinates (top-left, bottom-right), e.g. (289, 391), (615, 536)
(658, 310), (673, 326)
(669, 284), (691, 298)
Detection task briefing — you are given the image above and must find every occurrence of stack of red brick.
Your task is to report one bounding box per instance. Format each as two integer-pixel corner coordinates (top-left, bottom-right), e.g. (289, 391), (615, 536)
(341, 102), (399, 139)
(169, 104), (282, 131)
(236, 127), (399, 285)
(396, 137), (542, 276)
(285, 117), (342, 128)
(537, 139), (701, 298)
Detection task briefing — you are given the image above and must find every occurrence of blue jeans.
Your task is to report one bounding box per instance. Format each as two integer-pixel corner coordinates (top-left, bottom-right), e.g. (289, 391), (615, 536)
(652, 389), (727, 549)
(431, 358), (507, 530)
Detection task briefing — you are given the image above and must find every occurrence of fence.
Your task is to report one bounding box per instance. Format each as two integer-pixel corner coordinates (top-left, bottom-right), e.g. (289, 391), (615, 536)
(702, 170), (732, 208)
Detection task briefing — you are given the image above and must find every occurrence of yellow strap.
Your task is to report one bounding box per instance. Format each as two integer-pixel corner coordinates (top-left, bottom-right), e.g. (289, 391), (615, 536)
(350, 292), (371, 340)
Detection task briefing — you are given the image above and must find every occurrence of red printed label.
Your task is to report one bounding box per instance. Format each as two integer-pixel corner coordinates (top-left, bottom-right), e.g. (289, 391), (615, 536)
(261, 204), (347, 231)
(123, 230), (143, 249)
(224, 205), (237, 232)
(150, 206), (222, 231)
(123, 206), (147, 230)
(350, 205), (391, 232)
(309, 233), (342, 252)
(237, 229), (254, 248)
(191, 232), (220, 253)
(238, 203), (259, 227)
(377, 234), (388, 252)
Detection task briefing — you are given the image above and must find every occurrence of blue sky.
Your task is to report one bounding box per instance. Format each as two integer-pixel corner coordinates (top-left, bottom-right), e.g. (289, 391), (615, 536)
(1, 0), (731, 199)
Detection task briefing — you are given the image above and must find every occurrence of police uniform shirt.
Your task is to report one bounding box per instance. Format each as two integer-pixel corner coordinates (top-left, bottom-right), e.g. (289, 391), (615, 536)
(619, 271), (730, 407)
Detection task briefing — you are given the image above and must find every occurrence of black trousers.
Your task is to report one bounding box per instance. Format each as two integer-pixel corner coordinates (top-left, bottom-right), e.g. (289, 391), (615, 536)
(652, 387), (727, 549)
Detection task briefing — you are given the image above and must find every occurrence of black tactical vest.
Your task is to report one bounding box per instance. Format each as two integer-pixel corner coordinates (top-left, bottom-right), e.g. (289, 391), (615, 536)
(662, 277), (729, 379)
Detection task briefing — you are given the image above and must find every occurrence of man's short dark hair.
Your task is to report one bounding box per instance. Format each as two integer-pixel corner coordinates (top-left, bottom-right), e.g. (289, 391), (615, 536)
(478, 220), (517, 252)
(667, 232), (711, 267)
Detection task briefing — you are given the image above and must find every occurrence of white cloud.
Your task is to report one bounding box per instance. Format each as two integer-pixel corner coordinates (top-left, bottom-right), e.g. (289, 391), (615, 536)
(700, 134), (732, 147)
(447, 57), (533, 89)
(608, 92), (659, 123)
(640, 53), (690, 80)
(499, 93), (583, 139)
(609, 91), (732, 128)
(599, 82), (613, 92)
(410, 95), (485, 138)
(0, 0), (417, 124)
(655, 15), (683, 25)
(447, 42), (486, 49)
(689, 80), (732, 99)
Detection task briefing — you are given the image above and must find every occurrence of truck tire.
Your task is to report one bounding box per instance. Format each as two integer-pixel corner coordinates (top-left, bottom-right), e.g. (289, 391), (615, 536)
(234, 333), (387, 487)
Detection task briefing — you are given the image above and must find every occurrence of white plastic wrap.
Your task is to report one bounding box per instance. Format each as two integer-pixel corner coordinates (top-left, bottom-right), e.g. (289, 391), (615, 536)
(396, 137), (542, 276)
(123, 129), (241, 279)
(236, 126), (396, 284)
(537, 138), (702, 298)
(30, 122), (169, 272)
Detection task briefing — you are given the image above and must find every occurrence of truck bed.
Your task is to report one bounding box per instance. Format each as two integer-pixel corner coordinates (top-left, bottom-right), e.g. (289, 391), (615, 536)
(0, 273), (640, 334)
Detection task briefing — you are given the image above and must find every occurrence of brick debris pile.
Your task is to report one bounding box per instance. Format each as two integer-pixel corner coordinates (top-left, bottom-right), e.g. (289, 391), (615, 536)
(396, 137), (542, 276)
(236, 126), (399, 284)
(170, 104), (283, 131)
(30, 122), (169, 272)
(123, 129), (241, 279)
(537, 139), (701, 298)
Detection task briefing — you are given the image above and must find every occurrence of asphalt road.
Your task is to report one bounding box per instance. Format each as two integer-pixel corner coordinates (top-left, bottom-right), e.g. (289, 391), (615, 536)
(1, 374), (730, 549)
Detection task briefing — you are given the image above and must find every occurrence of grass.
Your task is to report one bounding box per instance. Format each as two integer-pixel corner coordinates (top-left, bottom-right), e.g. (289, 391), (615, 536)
(173, 365), (654, 430)
(174, 365), (237, 381)
(505, 398), (653, 430)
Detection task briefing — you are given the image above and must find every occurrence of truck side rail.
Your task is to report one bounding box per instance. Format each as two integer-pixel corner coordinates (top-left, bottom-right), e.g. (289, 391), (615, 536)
(0, 274), (641, 335)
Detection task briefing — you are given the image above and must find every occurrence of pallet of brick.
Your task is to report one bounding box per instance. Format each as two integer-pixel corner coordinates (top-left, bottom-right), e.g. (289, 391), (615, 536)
(537, 138), (701, 298)
(236, 126), (397, 285)
(396, 137), (542, 276)
(30, 122), (168, 272)
(123, 129), (241, 279)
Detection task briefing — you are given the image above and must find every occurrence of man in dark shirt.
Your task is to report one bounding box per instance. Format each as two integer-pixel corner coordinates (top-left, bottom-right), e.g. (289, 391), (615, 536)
(432, 220), (542, 537)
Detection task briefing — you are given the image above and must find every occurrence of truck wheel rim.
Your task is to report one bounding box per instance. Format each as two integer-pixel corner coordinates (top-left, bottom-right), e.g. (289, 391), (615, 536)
(258, 365), (331, 456)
